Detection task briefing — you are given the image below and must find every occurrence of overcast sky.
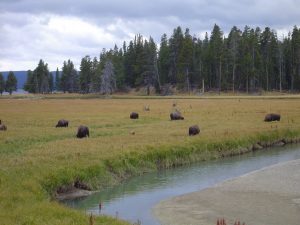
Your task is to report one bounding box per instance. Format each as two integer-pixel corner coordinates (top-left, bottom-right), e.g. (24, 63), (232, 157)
(0, 0), (299, 71)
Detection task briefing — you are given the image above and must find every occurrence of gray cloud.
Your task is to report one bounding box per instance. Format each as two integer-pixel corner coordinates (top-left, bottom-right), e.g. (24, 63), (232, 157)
(0, 0), (299, 71)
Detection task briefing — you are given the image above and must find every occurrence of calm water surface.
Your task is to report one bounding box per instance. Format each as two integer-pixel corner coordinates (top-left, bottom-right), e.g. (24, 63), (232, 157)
(63, 144), (300, 225)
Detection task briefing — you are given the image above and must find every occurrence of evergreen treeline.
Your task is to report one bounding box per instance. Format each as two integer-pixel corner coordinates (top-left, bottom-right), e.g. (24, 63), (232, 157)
(25, 24), (300, 94)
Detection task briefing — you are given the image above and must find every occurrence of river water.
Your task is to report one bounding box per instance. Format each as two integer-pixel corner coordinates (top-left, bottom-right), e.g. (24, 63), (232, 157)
(63, 144), (300, 225)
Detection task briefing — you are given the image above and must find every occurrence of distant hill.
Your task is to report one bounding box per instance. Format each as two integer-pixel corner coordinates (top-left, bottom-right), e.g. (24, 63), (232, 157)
(1, 71), (57, 90)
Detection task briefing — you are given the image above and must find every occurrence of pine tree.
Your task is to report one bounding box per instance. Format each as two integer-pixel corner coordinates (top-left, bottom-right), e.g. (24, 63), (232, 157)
(210, 24), (224, 93)
(79, 56), (92, 93)
(261, 27), (273, 91)
(142, 37), (160, 95)
(60, 61), (68, 93)
(240, 26), (252, 92)
(25, 59), (51, 93)
(61, 60), (78, 93)
(158, 33), (170, 85)
(5, 71), (17, 95)
(227, 26), (241, 92)
(34, 59), (50, 93)
(123, 41), (135, 86)
(0, 72), (5, 95)
(192, 37), (203, 88)
(112, 45), (125, 89)
(169, 26), (184, 84)
(133, 34), (146, 86)
(180, 28), (194, 91)
(91, 56), (100, 92)
(248, 27), (262, 91)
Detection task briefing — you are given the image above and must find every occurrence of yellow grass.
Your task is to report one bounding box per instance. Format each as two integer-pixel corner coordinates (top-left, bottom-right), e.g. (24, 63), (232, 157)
(1, 95), (300, 224)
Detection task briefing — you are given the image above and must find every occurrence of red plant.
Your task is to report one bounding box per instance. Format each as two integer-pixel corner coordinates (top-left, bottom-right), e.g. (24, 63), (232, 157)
(216, 218), (226, 225)
(216, 219), (245, 225)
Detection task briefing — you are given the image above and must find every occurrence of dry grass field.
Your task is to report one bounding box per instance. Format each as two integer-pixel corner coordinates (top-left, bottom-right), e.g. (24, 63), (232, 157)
(1, 95), (300, 225)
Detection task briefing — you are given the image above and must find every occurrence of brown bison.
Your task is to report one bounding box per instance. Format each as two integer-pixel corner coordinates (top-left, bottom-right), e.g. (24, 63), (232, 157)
(189, 125), (200, 136)
(76, 125), (89, 138)
(170, 112), (184, 120)
(264, 113), (281, 122)
(130, 112), (139, 119)
(56, 119), (69, 127)
(0, 120), (7, 131)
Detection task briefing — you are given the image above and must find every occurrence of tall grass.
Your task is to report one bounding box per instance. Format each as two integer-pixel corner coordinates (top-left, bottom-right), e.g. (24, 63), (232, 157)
(1, 96), (300, 224)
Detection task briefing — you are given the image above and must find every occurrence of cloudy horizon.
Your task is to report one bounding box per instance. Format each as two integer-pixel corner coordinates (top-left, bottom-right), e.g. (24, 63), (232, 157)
(0, 0), (299, 71)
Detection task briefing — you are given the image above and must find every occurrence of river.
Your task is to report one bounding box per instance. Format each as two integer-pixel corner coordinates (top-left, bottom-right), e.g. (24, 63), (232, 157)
(63, 144), (300, 225)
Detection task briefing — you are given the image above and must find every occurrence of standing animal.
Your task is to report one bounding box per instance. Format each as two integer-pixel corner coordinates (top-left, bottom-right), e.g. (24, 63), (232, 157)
(189, 125), (200, 136)
(0, 120), (7, 131)
(56, 119), (69, 127)
(170, 112), (184, 120)
(264, 113), (281, 122)
(130, 112), (139, 119)
(143, 105), (150, 111)
(76, 125), (89, 138)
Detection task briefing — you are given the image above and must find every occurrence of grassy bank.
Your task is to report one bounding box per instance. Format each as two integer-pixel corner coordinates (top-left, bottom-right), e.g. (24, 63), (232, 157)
(1, 96), (300, 224)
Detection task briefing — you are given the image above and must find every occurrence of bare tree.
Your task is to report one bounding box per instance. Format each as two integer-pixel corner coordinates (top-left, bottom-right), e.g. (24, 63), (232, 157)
(100, 60), (116, 94)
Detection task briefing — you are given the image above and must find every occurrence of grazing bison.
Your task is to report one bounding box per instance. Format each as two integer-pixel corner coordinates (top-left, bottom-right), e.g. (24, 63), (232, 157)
(264, 113), (281, 122)
(170, 112), (184, 120)
(130, 112), (139, 119)
(76, 125), (89, 138)
(0, 120), (7, 131)
(189, 125), (200, 136)
(56, 119), (69, 127)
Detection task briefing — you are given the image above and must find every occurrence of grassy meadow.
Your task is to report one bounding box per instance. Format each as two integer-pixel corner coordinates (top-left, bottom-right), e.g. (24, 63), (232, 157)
(1, 95), (300, 224)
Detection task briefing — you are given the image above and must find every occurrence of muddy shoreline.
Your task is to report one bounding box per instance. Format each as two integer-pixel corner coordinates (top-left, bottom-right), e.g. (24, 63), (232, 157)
(153, 158), (300, 225)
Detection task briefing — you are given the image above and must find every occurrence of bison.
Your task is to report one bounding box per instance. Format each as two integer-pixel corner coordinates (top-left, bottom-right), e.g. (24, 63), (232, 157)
(56, 119), (69, 127)
(76, 125), (89, 138)
(170, 112), (184, 120)
(264, 113), (281, 122)
(189, 125), (200, 136)
(0, 120), (7, 131)
(130, 112), (139, 119)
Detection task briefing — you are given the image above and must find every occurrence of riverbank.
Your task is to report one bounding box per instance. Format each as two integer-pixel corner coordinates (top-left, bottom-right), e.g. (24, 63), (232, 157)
(153, 158), (300, 225)
(55, 137), (299, 201)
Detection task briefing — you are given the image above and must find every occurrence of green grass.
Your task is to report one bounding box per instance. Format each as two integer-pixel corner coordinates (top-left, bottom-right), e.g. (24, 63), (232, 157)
(1, 95), (300, 224)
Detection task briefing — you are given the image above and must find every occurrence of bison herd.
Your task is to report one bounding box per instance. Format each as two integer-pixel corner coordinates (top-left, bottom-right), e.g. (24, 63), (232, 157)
(0, 108), (282, 139)
(54, 119), (89, 138)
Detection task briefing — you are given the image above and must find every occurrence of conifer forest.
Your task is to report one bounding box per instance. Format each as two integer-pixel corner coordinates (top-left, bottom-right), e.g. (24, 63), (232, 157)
(24, 24), (300, 94)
